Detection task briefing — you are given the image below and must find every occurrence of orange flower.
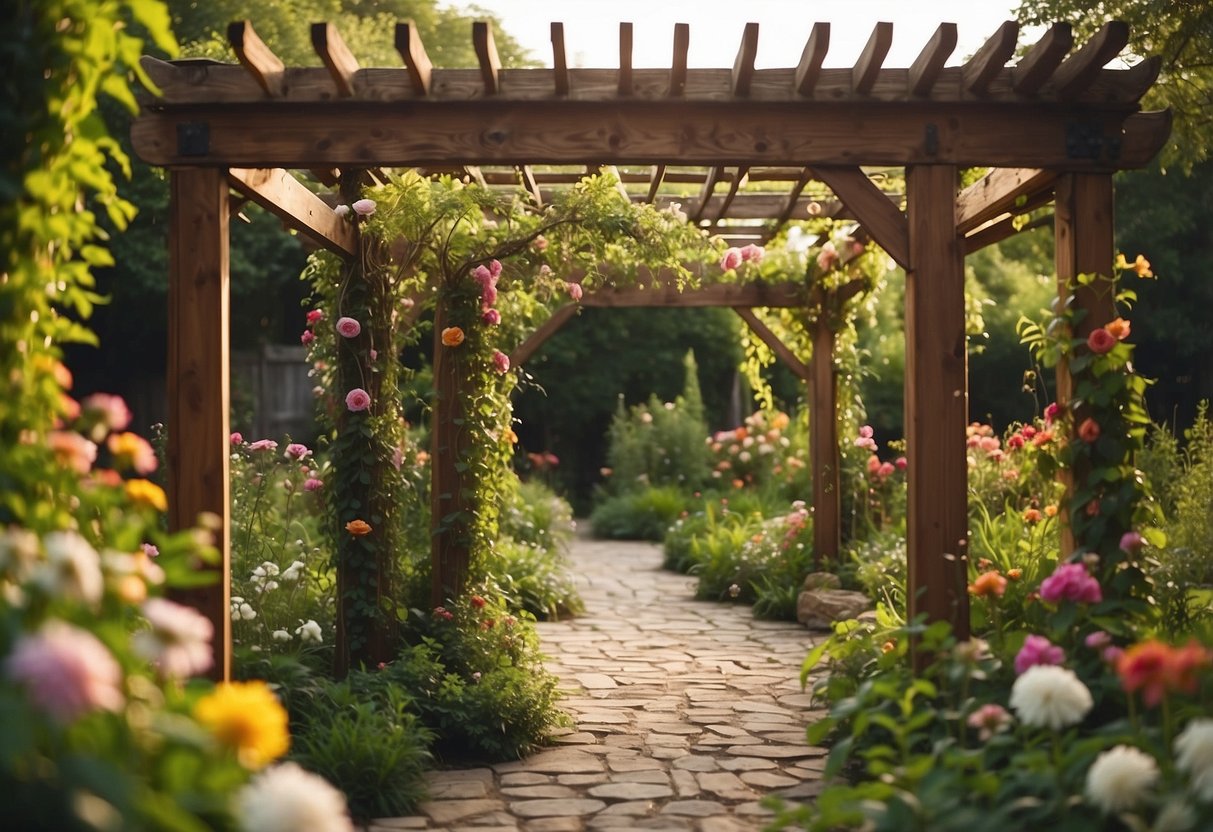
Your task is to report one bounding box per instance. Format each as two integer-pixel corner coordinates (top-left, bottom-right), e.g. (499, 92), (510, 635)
(1105, 318), (1131, 341)
(1169, 640), (1212, 695)
(1023, 508), (1042, 523)
(1118, 640), (1183, 707)
(1007, 568), (1023, 581)
(881, 641), (896, 654)
(441, 326), (465, 347)
(968, 570), (1007, 598)
(1044, 504), (1058, 518)
(345, 519), (372, 536)
(1078, 417), (1101, 443)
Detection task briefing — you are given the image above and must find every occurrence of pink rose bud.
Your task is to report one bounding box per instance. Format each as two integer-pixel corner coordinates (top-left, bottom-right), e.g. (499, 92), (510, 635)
(336, 317), (361, 338)
(719, 247), (743, 272)
(351, 198), (376, 216)
(230, 432), (244, 445)
(567, 282), (583, 301)
(492, 350), (511, 374)
(306, 309), (324, 324)
(300, 330), (315, 345)
(345, 388), (371, 412)
(482, 309), (501, 325)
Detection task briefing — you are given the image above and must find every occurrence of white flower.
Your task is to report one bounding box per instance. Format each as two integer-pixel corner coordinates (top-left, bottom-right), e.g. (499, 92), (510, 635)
(333, 204), (350, 218)
(281, 560), (306, 582)
(33, 530), (103, 604)
(1009, 665), (1092, 730)
(1154, 800), (1196, 832)
(236, 603), (257, 621)
(132, 598), (214, 678)
(272, 629), (291, 642)
(1176, 718), (1213, 801)
(236, 762), (353, 832)
(295, 620), (323, 644)
(0, 527), (40, 581)
(1085, 745), (1159, 813)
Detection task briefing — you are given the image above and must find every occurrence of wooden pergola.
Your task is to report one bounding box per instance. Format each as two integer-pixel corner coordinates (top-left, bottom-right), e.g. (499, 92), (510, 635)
(131, 18), (1170, 678)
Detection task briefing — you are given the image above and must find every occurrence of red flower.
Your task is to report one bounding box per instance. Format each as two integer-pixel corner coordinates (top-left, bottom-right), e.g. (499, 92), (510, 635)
(1078, 418), (1101, 443)
(470, 595), (487, 609)
(1087, 328), (1117, 354)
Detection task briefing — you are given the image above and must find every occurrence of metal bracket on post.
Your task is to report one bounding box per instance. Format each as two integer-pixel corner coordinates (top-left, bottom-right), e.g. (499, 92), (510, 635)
(1066, 122), (1121, 163)
(176, 122), (210, 157)
(924, 123), (939, 157)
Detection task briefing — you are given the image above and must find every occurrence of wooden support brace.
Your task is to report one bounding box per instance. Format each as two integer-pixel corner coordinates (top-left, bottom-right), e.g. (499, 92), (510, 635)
(551, 22), (569, 96)
(711, 167), (748, 227)
(795, 22), (830, 96)
(734, 307), (811, 382)
(228, 167), (357, 257)
(963, 21), (1019, 96)
(519, 165), (543, 207)
(1013, 22), (1073, 95)
(810, 166), (909, 269)
(732, 22), (759, 97)
(768, 170), (812, 239)
(311, 22), (359, 97)
(510, 304), (579, 367)
(395, 21), (432, 96)
(473, 20), (500, 94)
(956, 167), (1057, 235)
(227, 20), (284, 97)
(853, 22), (893, 95)
(1052, 21), (1129, 100)
(670, 23), (689, 96)
(646, 164), (667, 203)
(692, 167), (723, 223)
(908, 23), (957, 97)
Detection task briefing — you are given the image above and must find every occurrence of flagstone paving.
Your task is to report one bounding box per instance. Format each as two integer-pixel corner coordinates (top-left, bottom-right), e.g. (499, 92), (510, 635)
(367, 536), (827, 832)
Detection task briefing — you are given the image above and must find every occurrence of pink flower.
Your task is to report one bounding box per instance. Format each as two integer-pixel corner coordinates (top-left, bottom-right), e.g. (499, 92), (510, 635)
(369, 349), (378, 360)
(248, 439), (278, 452)
(230, 432), (244, 445)
(865, 455), (881, 474)
(492, 350), (510, 374)
(489, 259), (502, 278)
(81, 393), (132, 432)
(1078, 417), (1101, 443)
(854, 425), (877, 451)
(472, 264), (495, 286)
(1120, 531), (1144, 553)
(5, 622), (125, 723)
(141, 543), (159, 558)
(1015, 634), (1066, 674)
(1087, 328), (1117, 355)
(351, 198), (376, 216)
(1085, 631), (1112, 650)
(345, 388), (371, 412)
(817, 241), (839, 271)
(531, 235), (548, 252)
(739, 244), (765, 264)
(300, 330), (315, 345)
(481, 284), (498, 308)
(1044, 402), (1060, 425)
(567, 282), (583, 301)
(895, 456), (907, 471)
(336, 317), (362, 338)
(306, 309), (324, 324)
(1039, 563), (1102, 604)
(877, 462), (895, 478)
(720, 247), (743, 272)
(334, 204), (350, 218)
(284, 443), (311, 460)
(132, 598), (214, 679)
(482, 309), (501, 326)
(967, 703), (1013, 740)
(303, 478), (324, 492)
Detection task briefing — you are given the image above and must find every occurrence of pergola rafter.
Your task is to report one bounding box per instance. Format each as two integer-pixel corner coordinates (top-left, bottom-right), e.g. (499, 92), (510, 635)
(134, 16), (1170, 678)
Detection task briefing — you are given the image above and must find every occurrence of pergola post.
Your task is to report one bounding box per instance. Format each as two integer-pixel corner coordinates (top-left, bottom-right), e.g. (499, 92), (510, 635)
(904, 164), (969, 641)
(1053, 173), (1116, 557)
(809, 319), (840, 567)
(167, 168), (232, 681)
(430, 299), (471, 604)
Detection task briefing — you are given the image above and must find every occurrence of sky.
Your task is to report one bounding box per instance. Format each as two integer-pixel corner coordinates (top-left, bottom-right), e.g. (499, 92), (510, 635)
(459, 0), (1026, 69)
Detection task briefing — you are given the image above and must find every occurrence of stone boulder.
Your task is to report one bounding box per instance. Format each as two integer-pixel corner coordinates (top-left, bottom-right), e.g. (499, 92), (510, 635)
(801, 572), (842, 591)
(796, 588), (871, 629)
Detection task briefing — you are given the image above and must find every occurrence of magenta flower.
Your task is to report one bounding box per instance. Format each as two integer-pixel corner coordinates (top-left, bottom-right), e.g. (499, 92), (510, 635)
(345, 388), (371, 412)
(300, 330), (315, 345)
(351, 198), (376, 217)
(132, 598), (214, 679)
(306, 309), (324, 324)
(5, 622), (125, 723)
(482, 309), (501, 326)
(492, 350), (511, 374)
(1044, 402), (1060, 425)
(489, 259), (502, 278)
(1085, 631), (1112, 650)
(284, 443), (311, 461)
(230, 432), (243, 445)
(1015, 634), (1066, 674)
(304, 478), (324, 492)
(141, 542), (159, 558)
(1039, 563), (1102, 605)
(472, 264), (494, 286)
(895, 456), (908, 471)
(720, 247), (743, 272)
(739, 244), (765, 264)
(481, 284), (498, 309)
(567, 282), (583, 301)
(1119, 531), (1144, 553)
(336, 317), (361, 338)
(248, 439), (278, 452)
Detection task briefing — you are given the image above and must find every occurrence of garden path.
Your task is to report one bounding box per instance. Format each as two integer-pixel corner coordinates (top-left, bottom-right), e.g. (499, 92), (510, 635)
(368, 536), (827, 832)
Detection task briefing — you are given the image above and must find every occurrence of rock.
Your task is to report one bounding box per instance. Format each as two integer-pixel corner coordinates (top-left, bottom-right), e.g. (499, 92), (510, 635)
(796, 589), (870, 628)
(801, 572), (841, 591)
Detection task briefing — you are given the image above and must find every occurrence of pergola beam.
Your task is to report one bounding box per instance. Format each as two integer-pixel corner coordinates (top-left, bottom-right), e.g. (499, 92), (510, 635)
(311, 22), (359, 97)
(908, 23), (957, 97)
(473, 21), (500, 94)
(956, 167), (1058, 235)
(1013, 22), (1073, 95)
(579, 279), (803, 309)
(227, 20), (284, 97)
(962, 21), (1018, 95)
(227, 167), (357, 257)
(795, 22), (830, 96)
(732, 23), (759, 97)
(810, 166), (909, 269)
(510, 303), (579, 367)
(853, 22), (893, 95)
(395, 21), (432, 96)
(734, 308), (810, 381)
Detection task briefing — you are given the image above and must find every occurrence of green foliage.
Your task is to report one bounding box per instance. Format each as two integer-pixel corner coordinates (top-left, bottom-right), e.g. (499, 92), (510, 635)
(691, 505), (811, 610)
(663, 492), (770, 573)
(589, 486), (691, 541)
(498, 478), (575, 554)
(481, 537), (583, 621)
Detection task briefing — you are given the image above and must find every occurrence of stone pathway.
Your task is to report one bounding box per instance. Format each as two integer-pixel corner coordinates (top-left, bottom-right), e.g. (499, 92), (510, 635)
(368, 537), (826, 832)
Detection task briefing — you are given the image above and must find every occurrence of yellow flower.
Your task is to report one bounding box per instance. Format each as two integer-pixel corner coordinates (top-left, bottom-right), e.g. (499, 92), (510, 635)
(194, 681), (290, 769)
(504, 428), (518, 445)
(125, 479), (167, 512)
(441, 326), (465, 347)
(1116, 252), (1153, 279)
(345, 519), (372, 536)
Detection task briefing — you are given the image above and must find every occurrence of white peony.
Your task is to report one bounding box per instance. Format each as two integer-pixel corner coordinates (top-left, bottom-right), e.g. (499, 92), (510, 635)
(1175, 718), (1213, 801)
(295, 620), (323, 644)
(1009, 665), (1093, 730)
(1085, 744), (1159, 813)
(236, 762), (353, 832)
(34, 530), (103, 604)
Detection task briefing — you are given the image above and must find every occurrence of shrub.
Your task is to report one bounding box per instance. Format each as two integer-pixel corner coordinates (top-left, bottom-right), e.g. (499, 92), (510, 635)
(499, 477), (576, 553)
(663, 493), (771, 573)
(481, 537), (584, 620)
(590, 485), (691, 540)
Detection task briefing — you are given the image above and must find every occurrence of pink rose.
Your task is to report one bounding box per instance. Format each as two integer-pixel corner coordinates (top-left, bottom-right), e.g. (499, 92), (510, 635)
(345, 388), (371, 412)
(141, 543), (159, 558)
(489, 259), (502, 278)
(369, 349), (378, 360)
(895, 456), (907, 471)
(472, 264), (495, 286)
(817, 242), (839, 271)
(336, 317), (362, 338)
(482, 309), (501, 326)
(1044, 402), (1060, 425)
(284, 443), (311, 460)
(5, 622), (125, 723)
(739, 244), (765, 264)
(1014, 634), (1065, 674)
(1087, 328), (1117, 354)
(720, 247), (743, 272)
(481, 284), (498, 309)
(567, 282), (583, 301)
(1085, 631), (1112, 650)
(866, 455), (881, 474)
(306, 309), (324, 324)
(352, 198), (376, 217)
(303, 478), (324, 492)
(248, 439), (278, 452)
(532, 235), (548, 252)
(230, 432), (244, 445)
(492, 350), (511, 374)
(877, 462), (895, 478)
(334, 204), (350, 218)
(1119, 531), (1144, 552)
(300, 330), (315, 345)
(1039, 562), (1102, 605)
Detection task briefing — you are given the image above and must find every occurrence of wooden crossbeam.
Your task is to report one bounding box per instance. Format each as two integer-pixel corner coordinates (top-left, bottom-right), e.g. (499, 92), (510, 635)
(853, 22), (893, 95)
(962, 21), (1018, 96)
(734, 308), (810, 382)
(732, 23), (759, 97)
(619, 23), (634, 96)
(580, 280), (803, 309)
(395, 21), (432, 96)
(1120, 109), (1173, 167)
(311, 22), (359, 97)
(795, 22), (830, 96)
(227, 20), (284, 97)
(227, 167), (358, 257)
(770, 172), (817, 238)
(963, 210), (1052, 254)
(551, 22), (569, 96)
(1013, 22), (1073, 95)
(956, 167), (1057, 234)
(473, 20), (500, 94)
(1053, 21), (1129, 100)
(810, 166), (909, 268)
(510, 303), (578, 367)
(670, 23), (689, 96)
(646, 165), (667, 203)
(908, 23), (957, 97)
(692, 167), (723, 223)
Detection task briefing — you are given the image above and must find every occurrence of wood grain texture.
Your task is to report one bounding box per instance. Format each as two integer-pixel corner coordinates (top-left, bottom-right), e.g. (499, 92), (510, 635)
(551, 22), (569, 96)
(510, 304), (578, 367)
(809, 321), (840, 566)
(227, 167), (357, 256)
(734, 307), (810, 381)
(908, 23), (957, 97)
(904, 164), (969, 642)
(311, 22), (359, 97)
(473, 20), (500, 94)
(130, 100), (1141, 170)
(395, 21), (432, 96)
(732, 23), (759, 97)
(1014, 22), (1073, 95)
(430, 301), (470, 604)
(670, 23), (690, 97)
(956, 167), (1057, 234)
(795, 22), (830, 96)
(962, 21), (1018, 96)
(618, 23), (633, 96)
(167, 168), (232, 681)
(810, 166), (909, 268)
(853, 22), (893, 95)
(963, 210), (1051, 254)
(1053, 21), (1129, 100)
(227, 20), (284, 97)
